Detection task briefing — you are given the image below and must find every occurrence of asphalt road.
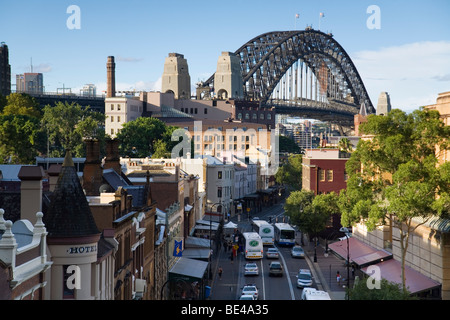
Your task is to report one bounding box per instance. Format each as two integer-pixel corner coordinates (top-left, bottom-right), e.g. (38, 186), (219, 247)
(212, 201), (319, 300)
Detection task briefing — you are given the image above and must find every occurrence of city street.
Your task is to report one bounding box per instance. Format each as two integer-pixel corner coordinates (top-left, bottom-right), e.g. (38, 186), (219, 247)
(208, 201), (337, 300)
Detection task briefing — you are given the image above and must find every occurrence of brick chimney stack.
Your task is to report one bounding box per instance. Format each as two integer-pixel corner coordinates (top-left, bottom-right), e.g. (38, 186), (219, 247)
(83, 139), (103, 196)
(18, 166), (45, 222)
(107, 56), (115, 98)
(104, 138), (121, 175)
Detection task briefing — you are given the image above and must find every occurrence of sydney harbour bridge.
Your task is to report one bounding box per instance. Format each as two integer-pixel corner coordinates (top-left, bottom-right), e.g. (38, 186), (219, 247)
(201, 29), (375, 126)
(27, 29), (374, 126)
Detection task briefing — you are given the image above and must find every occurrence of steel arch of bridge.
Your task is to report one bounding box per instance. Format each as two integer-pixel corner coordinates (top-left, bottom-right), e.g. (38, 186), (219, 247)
(204, 29), (375, 119)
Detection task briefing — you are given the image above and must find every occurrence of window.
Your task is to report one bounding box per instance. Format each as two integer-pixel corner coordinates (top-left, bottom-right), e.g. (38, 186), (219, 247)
(117, 116), (121, 122)
(111, 104), (114, 110)
(267, 113), (272, 120)
(218, 171), (222, 179)
(217, 187), (222, 198)
(237, 113), (242, 120)
(260, 113), (265, 120)
(326, 170), (333, 182)
(319, 169), (325, 181)
(252, 113), (257, 120)
(111, 116), (114, 122)
(245, 113), (249, 119)
(344, 171), (349, 181)
(204, 108), (207, 114)
(111, 128), (114, 135)
(117, 104), (121, 111)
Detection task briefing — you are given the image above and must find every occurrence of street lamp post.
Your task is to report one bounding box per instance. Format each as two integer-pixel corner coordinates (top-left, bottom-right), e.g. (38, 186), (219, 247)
(340, 227), (351, 300)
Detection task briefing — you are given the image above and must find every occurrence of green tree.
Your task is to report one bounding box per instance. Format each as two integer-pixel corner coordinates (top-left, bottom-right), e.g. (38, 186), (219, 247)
(278, 135), (302, 154)
(349, 278), (414, 300)
(338, 108), (450, 294)
(117, 117), (179, 158)
(2, 93), (41, 118)
(284, 190), (315, 228)
(275, 154), (303, 190)
(0, 115), (42, 163)
(338, 137), (353, 153)
(41, 101), (105, 157)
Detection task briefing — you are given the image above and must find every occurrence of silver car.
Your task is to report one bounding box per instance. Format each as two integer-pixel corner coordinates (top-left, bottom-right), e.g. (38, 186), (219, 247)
(297, 269), (313, 288)
(266, 247), (279, 259)
(291, 245), (305, 258)
(244, 263), (259, 276)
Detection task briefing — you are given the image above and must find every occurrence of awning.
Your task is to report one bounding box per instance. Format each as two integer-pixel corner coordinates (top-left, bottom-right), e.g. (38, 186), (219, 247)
(328, 237), (393, 267)
(169, 257), (209, 281)
(361, 259), (441, 295)
(182, 248), (211, 260)
(223, 221), (238, 229)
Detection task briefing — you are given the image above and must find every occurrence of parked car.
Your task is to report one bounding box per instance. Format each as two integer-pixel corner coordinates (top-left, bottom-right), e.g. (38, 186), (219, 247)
(268, 261), (283, 277)
(296, 269), (313, 288)
(291, 245), (305, 258)
(266, 247), (279, 259)
(241, 284), (259, 299)
(244, 263), (259, 276)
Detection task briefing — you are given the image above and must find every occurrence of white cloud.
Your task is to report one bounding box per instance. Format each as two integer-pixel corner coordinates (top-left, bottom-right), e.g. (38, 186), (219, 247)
(71, 78), (162, 96)
(352, 41), (450, 112)
(116, 56), (144, 63)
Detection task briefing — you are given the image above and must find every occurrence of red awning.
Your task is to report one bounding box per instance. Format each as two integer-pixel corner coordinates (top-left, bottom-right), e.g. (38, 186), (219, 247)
(361, 259), (441, 294)
(329, 237), (392, 266)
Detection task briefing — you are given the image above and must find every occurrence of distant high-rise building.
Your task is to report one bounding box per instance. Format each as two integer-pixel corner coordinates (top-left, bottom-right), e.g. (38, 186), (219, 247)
(16, 73), (44, 93)
(0, 42), (11, 96)
(81, 83), (97, 97)
(376, 92), (391, 116)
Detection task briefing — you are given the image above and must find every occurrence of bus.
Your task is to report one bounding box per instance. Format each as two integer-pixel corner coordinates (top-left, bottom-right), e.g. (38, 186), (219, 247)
(242, 232), (264, 259)
(252, 220), (274, 246)
(274, 223), (296, 246)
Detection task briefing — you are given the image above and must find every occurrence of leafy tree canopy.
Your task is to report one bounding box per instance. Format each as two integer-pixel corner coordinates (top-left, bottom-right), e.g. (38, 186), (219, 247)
(116, 117), (180, 158)
(275, 153), (303, 190)
(41, 101), (105, 157)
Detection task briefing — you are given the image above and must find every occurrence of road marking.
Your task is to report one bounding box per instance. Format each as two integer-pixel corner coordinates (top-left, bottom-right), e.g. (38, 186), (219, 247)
(260, 259), (266, 300)
(277, 245), (296, 300)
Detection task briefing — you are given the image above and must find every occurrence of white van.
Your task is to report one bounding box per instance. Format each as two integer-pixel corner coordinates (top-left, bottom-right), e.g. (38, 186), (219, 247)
(301, 288), (331, 300)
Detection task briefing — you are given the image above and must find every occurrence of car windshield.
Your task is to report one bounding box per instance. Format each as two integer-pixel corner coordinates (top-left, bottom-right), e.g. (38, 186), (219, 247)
(268, 248), (277, 252)
(293, 247), (303, 252)
(271, 263), (282, 269)
(246, 264), (257, 268)
(298, 273), (311, 280)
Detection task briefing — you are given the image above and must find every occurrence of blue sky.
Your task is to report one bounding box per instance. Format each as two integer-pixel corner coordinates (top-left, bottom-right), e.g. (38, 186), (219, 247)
(1, 0), (449, 112)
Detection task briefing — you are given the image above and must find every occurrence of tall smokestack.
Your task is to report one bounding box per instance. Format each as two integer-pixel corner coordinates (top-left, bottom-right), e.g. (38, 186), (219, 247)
(107, 56), (115, 98)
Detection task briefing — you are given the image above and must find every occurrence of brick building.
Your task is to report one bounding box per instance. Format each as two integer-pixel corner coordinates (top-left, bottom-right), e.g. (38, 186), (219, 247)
(301, 149), (349, 195)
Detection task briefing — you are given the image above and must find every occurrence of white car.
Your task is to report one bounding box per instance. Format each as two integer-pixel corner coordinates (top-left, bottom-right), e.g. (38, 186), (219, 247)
(244, 263), (259, 276)
(239, 294), (256, 300)
(241, 284), (259, 300)
(296, 269), (313, 288)
(266, 247), (279, 259)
